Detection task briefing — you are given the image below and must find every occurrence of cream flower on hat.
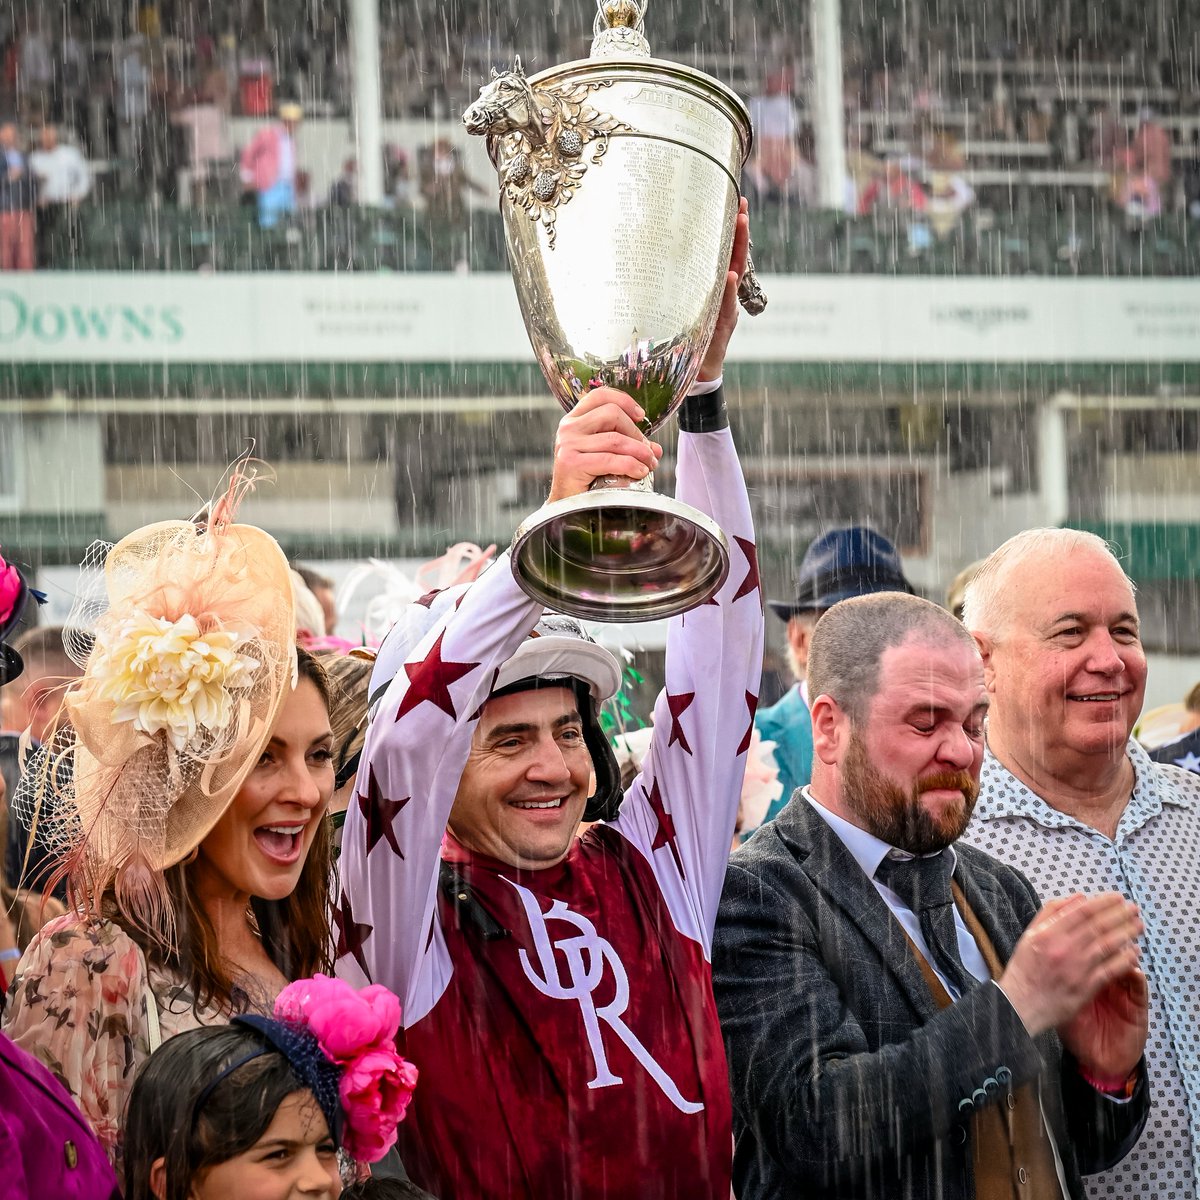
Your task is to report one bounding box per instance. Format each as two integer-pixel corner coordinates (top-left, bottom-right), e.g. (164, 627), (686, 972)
(90, 609), (261, 752)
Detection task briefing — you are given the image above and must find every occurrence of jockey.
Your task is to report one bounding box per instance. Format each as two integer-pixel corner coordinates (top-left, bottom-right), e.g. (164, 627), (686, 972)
(336, 209), (762, 1198)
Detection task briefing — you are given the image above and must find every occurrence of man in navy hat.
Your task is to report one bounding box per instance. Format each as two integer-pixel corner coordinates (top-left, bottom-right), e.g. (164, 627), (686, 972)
(757, 526), (914, 817)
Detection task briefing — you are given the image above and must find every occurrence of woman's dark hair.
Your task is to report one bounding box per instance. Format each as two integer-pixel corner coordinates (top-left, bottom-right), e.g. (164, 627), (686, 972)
(109, 646), (336, 1013)
(123, 1024), (323, 1200)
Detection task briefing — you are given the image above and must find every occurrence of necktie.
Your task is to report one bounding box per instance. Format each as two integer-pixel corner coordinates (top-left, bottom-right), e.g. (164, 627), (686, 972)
(875, 851), (977, 998)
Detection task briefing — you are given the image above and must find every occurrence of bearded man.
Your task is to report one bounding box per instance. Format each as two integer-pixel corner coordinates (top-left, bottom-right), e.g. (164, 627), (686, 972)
(714, 592), (1150, 1200)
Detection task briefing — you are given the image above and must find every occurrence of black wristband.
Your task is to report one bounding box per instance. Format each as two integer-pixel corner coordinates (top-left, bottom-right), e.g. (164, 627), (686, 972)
(678, 384), (728, 433)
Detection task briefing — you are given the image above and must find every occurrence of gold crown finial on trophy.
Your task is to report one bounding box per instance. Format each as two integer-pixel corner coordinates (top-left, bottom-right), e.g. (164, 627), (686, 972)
(591, 0), (651, 57)
(602, 0), (640, 26)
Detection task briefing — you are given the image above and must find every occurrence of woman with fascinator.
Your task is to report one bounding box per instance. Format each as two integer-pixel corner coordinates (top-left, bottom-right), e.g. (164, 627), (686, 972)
(2, 484), (341, 1166)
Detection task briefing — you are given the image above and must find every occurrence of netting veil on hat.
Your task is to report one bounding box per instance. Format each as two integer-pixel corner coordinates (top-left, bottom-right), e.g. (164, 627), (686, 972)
(16, 480), (296, 943)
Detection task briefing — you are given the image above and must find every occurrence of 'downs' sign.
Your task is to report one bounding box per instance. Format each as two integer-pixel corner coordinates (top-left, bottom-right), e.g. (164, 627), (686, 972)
(2, 274), (1198, 363)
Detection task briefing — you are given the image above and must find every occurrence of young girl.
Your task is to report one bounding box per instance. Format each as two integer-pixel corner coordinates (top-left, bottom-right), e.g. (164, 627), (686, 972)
(123, 974), (417, 1200)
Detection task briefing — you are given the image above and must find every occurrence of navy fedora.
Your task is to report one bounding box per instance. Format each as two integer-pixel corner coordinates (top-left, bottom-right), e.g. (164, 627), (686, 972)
(768, 526), (915, 620)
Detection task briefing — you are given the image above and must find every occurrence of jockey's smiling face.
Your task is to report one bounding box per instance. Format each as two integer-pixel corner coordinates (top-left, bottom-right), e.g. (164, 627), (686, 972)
(450, 685), (593, 869)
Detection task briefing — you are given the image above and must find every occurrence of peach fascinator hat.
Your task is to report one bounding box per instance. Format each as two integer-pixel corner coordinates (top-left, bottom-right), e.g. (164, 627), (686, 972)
(16, 471), (296, 943)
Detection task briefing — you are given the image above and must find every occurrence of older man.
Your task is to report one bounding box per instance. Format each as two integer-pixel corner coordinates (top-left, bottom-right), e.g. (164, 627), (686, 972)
(962, 527), (1200, 1199)
(716, 592), (1148, 1200)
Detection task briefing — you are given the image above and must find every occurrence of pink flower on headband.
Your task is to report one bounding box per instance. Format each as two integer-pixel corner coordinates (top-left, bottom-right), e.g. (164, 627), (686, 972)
(0, 555), (21, 626)
(273, 973), (417, 1162)
(340, 1048), (420, 1160)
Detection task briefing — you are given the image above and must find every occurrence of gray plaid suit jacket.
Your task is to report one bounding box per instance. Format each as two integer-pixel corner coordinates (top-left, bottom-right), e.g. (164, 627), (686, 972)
(713, 795), (1148, 1200)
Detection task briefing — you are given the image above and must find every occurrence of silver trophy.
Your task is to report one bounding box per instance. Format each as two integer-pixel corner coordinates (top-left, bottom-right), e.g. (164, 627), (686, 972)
(464, 0), (766, 622)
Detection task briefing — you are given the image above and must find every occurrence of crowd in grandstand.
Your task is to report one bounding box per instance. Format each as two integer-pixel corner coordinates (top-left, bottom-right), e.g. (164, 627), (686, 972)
(1, 0), (1199, 269)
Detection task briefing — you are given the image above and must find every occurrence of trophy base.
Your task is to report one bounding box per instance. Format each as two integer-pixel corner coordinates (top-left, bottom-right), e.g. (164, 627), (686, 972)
(511, 488), (729, 623)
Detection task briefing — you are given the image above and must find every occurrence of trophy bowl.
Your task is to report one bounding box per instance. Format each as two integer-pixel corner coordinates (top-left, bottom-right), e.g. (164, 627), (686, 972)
(464, 2), (763, 622)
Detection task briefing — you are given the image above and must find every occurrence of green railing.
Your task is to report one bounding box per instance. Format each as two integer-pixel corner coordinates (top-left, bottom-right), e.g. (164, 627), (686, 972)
(41, 201), (1199, 277)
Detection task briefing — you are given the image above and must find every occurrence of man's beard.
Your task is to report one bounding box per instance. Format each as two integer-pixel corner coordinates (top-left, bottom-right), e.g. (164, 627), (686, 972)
(841, 732), (979, 855)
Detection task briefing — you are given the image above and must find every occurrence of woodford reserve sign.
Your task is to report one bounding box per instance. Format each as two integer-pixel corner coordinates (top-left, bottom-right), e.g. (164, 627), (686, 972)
(1, 274), (1198, 365)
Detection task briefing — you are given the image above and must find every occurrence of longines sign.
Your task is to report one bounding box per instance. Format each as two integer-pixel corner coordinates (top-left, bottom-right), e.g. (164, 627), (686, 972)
(2, 274), (1197, 363)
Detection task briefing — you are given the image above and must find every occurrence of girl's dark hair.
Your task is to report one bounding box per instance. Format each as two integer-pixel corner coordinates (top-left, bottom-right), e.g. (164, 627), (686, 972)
(342, 1180), (439, 1199)
(110, 646), (336, 1013)
(123, 1024), (323, 1200)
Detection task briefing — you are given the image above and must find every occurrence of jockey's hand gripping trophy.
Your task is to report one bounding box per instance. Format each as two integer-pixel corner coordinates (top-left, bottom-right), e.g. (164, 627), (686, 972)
(464, 0), (766, 622)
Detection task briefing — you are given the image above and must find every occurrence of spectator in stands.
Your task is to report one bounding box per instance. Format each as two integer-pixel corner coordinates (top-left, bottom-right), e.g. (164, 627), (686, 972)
(1132, 107), (1173, 194)
(328, 157), (357, 207)
(0, 117), (35, 270)
(747, 67), (802, 203)
(961, 528), (1200, 1198)
(857, 158), (929, 216)
(170, 41), (233, 209)
(1112, 148), (1162, 225)
(418, 136), (484, 223)
(29, 123), (89, 268)
(927, 170), (975, 239)
(927, 129), (965, 172)
(386, 144), (417, 209)
(239, 101), (303, 228)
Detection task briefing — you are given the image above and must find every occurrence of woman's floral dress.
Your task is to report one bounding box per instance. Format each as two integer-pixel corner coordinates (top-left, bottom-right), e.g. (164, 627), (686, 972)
(1, 913), (247, 1161)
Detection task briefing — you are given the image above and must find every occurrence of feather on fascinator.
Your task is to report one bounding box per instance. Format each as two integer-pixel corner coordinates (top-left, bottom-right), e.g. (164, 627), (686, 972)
(14, 470), (296, 946)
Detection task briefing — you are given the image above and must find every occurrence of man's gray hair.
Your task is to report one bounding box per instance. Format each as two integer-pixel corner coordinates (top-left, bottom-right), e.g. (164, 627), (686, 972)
(961, 528), (1131, 639)
(807, 593), (977, 725)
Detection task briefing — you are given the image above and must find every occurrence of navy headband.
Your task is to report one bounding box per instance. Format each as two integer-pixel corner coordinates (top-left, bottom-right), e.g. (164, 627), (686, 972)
(191, 1016), (344, 1147)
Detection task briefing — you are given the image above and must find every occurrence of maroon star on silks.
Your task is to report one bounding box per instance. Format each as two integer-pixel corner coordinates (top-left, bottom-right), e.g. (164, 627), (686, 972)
(357, 765), (409, 858)
(644, 778), (685, 879)
(665, 691), (695, 756)
(333, 889), (373, 979)
(395, 631), (479, 722)
(414, 588), (443, 609)
(737, 690), (759, 755)
(732, 536), (761, 604)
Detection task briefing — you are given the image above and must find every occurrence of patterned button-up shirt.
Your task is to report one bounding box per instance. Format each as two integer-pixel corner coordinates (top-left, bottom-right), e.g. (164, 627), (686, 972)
(963, 741), (1200, 1200)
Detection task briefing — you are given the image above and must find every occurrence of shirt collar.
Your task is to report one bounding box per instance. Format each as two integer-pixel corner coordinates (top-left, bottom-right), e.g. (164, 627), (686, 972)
(976, 738), (1200, 831)
(804, 788), (957, 881)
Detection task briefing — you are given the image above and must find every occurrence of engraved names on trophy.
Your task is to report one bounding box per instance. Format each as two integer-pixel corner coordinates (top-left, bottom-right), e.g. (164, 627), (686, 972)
(626, 84), (740, 165)
(595, 139), (731, 348)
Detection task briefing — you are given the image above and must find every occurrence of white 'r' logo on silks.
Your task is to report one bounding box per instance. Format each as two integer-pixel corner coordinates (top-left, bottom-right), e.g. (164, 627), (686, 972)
(504, 878), (704, 1115)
